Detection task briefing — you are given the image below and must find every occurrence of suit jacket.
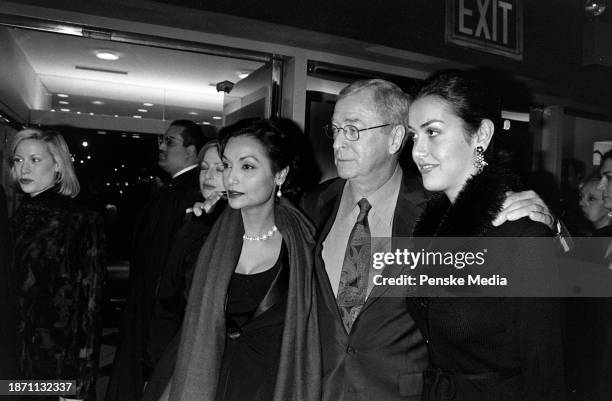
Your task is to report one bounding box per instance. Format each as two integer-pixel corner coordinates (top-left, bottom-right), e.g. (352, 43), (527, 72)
(105, 167), (202, 401)
(301, 170), (429, 401)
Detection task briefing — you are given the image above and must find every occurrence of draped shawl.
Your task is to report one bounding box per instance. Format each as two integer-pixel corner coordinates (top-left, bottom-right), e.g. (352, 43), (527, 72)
(169, 198), (321, 401)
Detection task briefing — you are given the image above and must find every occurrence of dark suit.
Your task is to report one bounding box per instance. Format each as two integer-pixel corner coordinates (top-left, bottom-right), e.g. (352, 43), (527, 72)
(105, 167), (202, 401)
(301, 170), (429, 401)
(0, 185), (17, 380)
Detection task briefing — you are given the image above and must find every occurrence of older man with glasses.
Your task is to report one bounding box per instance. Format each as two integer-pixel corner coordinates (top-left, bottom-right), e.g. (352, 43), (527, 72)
(300, 79), (556, 401)
(105, 120), (207, 401)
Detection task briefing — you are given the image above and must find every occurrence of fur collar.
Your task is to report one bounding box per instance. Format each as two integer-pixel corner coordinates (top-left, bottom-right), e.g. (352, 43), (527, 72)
(413, 165), (523, 238)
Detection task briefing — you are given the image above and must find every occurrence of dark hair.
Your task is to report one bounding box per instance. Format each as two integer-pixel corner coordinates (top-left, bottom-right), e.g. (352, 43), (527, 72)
(415, 69), (502, 133)
(219, 118), (317, 202)
(170, 120), (207, 153)
(414, 70), (501, 160)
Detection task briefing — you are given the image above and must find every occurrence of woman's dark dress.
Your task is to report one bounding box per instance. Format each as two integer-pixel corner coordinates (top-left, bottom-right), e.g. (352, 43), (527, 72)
(10, 188), (105, 400)
(216, 243), (288, 401)
(412, 166), (564, 401)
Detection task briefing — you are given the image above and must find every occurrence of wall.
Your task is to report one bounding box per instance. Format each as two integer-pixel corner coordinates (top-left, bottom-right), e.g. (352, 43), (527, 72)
(571, 116), (612, 173)
(0, 27), (50, 121)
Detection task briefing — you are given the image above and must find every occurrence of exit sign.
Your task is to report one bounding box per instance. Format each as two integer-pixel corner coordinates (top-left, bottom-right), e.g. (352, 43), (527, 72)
(446, 0), (523, 60)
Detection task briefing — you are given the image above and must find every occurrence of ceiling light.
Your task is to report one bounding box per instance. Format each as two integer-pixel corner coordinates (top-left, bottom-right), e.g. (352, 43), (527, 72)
(143, 102), (154, 107)
(137, 109), (148, 113)
(114, 115), (118, 117)
(90, 112), (94, 115)
(188, 111), (198, 115)
(77, 111), (81, 114)
(238, 72), (250, 79)
(133, 115), (142, 119)
(92, 100), (104, 105)
(60, 108), (70, 112)
(51, 109), (56, 112)
(57, 94), (69, 98)
(202, 121), (211, 125)
(82, 141), (89, 147)
(95, 50), (120, 61)
(212, 116), (222, 120)
(59, 101), (69, 105)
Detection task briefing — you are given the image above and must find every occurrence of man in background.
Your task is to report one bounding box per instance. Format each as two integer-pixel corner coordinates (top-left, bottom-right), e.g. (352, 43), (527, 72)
(105, 120), (207, 401)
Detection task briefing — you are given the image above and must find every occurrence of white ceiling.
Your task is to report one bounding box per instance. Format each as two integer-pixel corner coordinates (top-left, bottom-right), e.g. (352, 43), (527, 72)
(9, 27), (265, 124)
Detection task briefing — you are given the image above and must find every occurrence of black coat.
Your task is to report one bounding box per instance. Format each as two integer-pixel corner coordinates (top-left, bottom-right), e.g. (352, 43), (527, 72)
(105, 167), (202, 401)
(301, 170), (429, 401)
(412, 166), (564, 401)
(145, 201), (225, 371)
(0, 185), (16, 379)
(10, 188), (106, 399)
(564, 224), (612, 401)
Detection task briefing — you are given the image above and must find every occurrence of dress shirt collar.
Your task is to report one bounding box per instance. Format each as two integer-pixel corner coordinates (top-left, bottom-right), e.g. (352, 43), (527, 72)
(341, 165), (403, 222)
(172, 164), (198, 179)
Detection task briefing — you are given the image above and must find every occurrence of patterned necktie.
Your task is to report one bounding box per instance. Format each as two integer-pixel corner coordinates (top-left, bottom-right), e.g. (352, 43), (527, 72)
(337, 198), (372, 333)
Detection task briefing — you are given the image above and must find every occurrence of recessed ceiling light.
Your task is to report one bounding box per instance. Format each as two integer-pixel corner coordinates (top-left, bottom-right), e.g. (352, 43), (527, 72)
(82, 141), (89, 147)
(95, 50), (120, 61)
(143, 102), (154, 107)
(188, 111), (198, 115)
(59, 101), (69, 105)
(202, 121), (211, 125)
(92, 100), (104, 105)
(51, 109), (56, 112)
(133, 115), (142, 119)
(212, 116), (222, 120)
(77, 111), (81, 114)
(137, 109), (148, 113)
(57, 94), (69, 98)
(114, 115), (118, 117)
(60, 108), (70, 112)
(90, 112), (94, 115)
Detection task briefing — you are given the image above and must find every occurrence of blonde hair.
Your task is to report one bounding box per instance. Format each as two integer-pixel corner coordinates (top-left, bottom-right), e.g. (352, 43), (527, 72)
(197, 139), (220, 163)
(9, 129), (80, 197)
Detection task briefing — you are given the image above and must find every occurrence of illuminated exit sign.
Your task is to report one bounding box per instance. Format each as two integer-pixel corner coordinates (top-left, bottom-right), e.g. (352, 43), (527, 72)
(446, 0), (523, 60)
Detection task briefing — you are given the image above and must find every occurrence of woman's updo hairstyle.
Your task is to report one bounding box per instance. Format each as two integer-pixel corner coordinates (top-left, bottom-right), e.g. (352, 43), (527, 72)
(413, 69), (502, 160)
(219, 118), (317, 202)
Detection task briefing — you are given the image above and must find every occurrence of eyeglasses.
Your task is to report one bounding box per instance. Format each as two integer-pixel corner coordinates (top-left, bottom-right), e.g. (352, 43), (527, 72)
(324, 123), (390, 141)
(157, 135), (181, 147)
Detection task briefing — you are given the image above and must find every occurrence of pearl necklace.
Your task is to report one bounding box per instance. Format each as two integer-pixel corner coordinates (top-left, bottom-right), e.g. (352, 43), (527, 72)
(243, 225), (278, 241)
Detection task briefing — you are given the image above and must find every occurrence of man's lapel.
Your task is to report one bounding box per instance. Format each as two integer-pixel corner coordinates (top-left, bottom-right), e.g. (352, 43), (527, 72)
(313, 180), (347, 334)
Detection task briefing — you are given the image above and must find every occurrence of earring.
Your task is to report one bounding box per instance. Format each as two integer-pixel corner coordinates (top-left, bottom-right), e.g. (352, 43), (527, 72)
(474, 146), (488, 173)
(608, 210), (612, 218)
(276, 183), (282, 198)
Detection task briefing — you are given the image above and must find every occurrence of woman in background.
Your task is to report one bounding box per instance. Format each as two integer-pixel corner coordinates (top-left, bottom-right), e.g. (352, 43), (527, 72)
(409, 70), (564, 401)
(9, 129), (105, 400)
(595, 150), (612, 256)
(579, 176), (612, 233)
(166, 118), (320, 401)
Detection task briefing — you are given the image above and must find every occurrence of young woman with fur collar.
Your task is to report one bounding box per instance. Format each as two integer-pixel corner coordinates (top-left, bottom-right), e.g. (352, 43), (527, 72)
(408, 70), (564, 401)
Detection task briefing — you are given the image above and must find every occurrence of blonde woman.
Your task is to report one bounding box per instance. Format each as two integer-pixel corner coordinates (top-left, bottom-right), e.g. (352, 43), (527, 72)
(9, 129), (105, 400)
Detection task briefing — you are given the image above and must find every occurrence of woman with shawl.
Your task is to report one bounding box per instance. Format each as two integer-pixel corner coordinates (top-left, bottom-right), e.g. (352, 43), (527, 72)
(163, 118), (321, 401)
